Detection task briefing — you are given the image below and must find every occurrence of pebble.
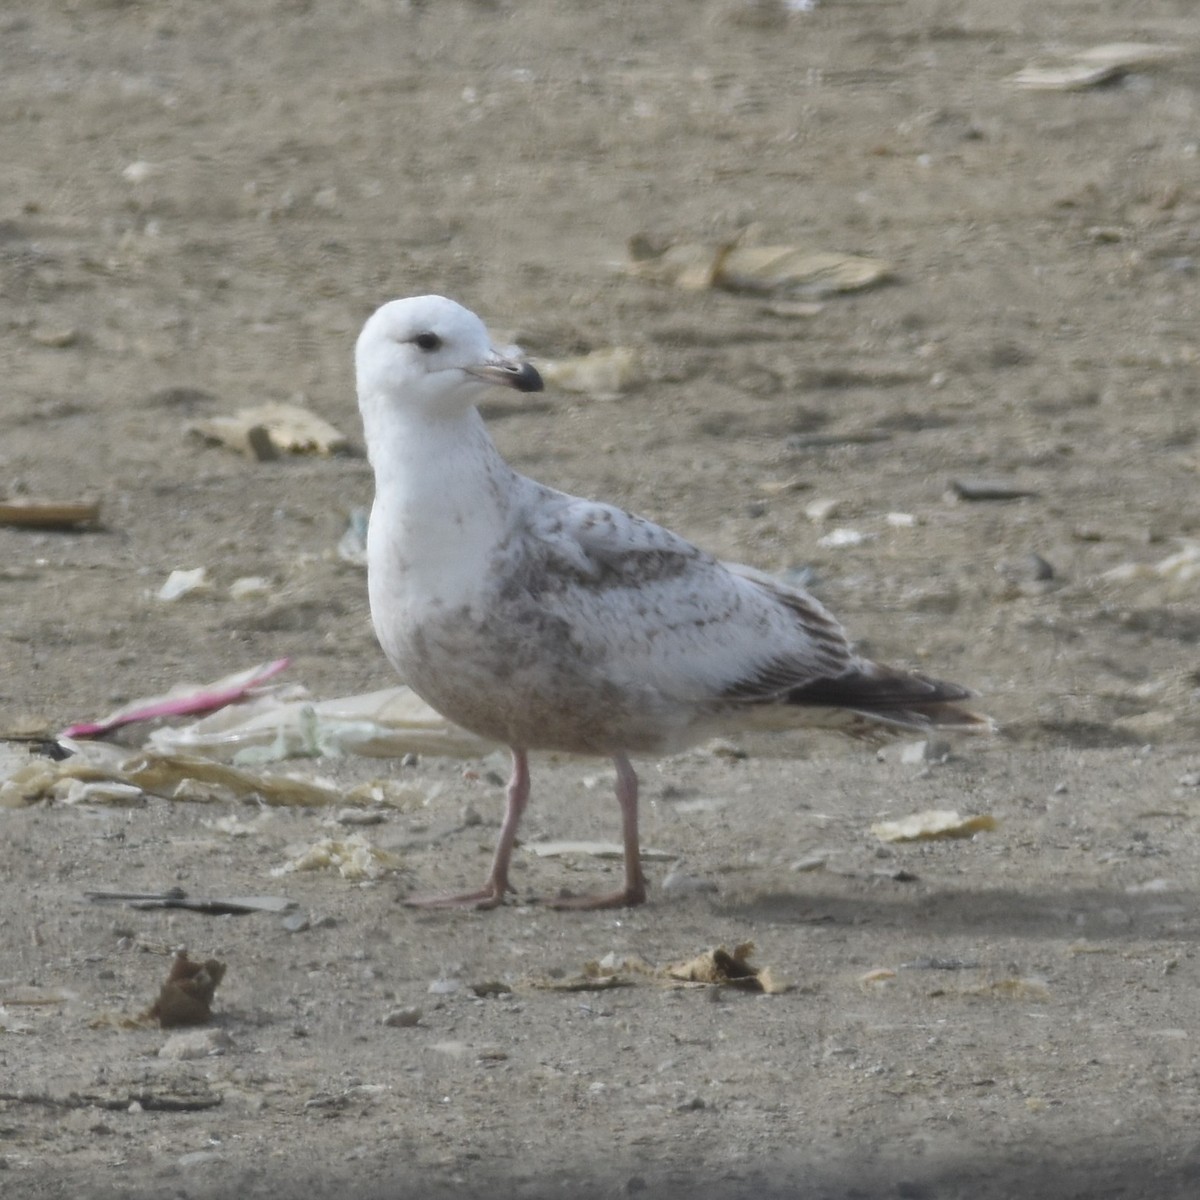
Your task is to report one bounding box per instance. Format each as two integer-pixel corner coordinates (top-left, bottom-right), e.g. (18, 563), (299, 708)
(177, 1150), (224, 1169)
(280, 911), (311, 934)
(947, 478), (1038, 502)
(159, 1028), (234, 1060)
(122, 159), (163, 183)
(31, 326), (79, 348)
(660, 870), (718, 896)
(335, 807), (385, 826)
(229, 575), (272, 600)
(790, 855), (828, 873)
(817, 527), (870, 549)
(383, 1007), (423, 1028)
(428, 978), (461, 996)
(899, 739), (951, 765)
(804, 497), (841, 523)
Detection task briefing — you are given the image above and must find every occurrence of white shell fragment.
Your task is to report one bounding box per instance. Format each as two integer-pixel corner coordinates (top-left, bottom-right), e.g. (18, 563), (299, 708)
(157, 567), (210, 601)
(1011, 43), (1183, 90)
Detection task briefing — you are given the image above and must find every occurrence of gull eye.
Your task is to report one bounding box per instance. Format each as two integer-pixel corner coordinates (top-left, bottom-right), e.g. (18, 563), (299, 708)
(413, 331), (442, 352)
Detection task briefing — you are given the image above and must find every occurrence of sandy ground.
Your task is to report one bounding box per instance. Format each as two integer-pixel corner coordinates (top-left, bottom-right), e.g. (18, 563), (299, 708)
(2, 1), (1199, 1197)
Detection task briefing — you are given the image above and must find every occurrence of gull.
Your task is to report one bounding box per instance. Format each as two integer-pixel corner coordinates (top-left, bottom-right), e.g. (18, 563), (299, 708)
(356, 295), (990, 909)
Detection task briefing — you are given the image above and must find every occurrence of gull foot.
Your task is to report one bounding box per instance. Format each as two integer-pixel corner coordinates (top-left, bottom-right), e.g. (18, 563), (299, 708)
(403, 882), (509, 911)
(546, 883), (648, 911)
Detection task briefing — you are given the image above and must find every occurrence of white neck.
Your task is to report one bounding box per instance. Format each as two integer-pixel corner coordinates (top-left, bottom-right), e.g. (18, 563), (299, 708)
(363, 399), (517, 622)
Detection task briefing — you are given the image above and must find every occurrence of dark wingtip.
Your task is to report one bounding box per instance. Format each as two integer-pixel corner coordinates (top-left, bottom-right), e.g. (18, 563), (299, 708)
(783, 666), (995, 733)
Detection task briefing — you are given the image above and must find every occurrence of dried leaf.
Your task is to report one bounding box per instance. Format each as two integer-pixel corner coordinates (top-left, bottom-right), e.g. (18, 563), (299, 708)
(144, 951), (226, 1028)
(627, 236), (892, 297)
(870, 809), (997, 843)
(664, 942), (790, 993)
(188, 402), (349, 457)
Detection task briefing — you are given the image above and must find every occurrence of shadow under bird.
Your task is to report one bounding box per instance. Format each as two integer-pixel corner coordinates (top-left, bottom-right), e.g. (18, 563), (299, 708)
(356, 295), (990, 910)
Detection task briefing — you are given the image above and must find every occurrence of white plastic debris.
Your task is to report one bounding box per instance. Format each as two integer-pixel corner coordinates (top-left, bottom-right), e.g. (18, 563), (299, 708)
(817, 528), (870, 549)
(229, 576), (273, 600)
(157, 567), (210, 601)
(539, 347), (641, 397)
(272, 834), (401, 880)
(147, 686), (494, 762)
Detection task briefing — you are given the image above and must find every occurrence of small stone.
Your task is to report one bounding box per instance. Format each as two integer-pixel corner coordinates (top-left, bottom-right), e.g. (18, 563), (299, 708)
(1027, 552), (1055, 581)
(899, 739), (950, 765)
(661, 870), (718, 896)
(428, 978), (461, 996)
(947, 478), (1038, 502)
(817, 527), (870, 549)
(461, 804), (483, 827)
(335, 807), (385, 826)
(384, 1007), (423, 1028)
(1178, 772), (1200, 788)
(177, 1150), (224, 1169)
(122, 160), (163, 183)
(159, 1028), (234, 1060)
(31, 327), (79, 348)
(470, 980), (513, 998)
(229, 576), (272, 600)
(804, 497), (841, 523)
(281, 911), (311, 934)
(790, 855), (828, 873)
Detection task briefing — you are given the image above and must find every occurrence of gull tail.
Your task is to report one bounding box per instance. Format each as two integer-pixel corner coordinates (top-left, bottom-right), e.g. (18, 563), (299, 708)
(783, 663), (994, 734)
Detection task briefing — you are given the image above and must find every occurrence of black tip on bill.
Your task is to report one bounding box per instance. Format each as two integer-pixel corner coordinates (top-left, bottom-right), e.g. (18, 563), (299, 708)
(511, 361), (544, 393)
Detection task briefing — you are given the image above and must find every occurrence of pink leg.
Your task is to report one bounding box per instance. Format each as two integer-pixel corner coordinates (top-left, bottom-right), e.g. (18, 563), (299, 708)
(405, 748), (530, 910)
(550, 752), (648, 910)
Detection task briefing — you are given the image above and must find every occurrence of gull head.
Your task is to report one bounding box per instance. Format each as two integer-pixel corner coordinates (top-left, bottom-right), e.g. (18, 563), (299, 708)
(356, 296), (542, 423)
